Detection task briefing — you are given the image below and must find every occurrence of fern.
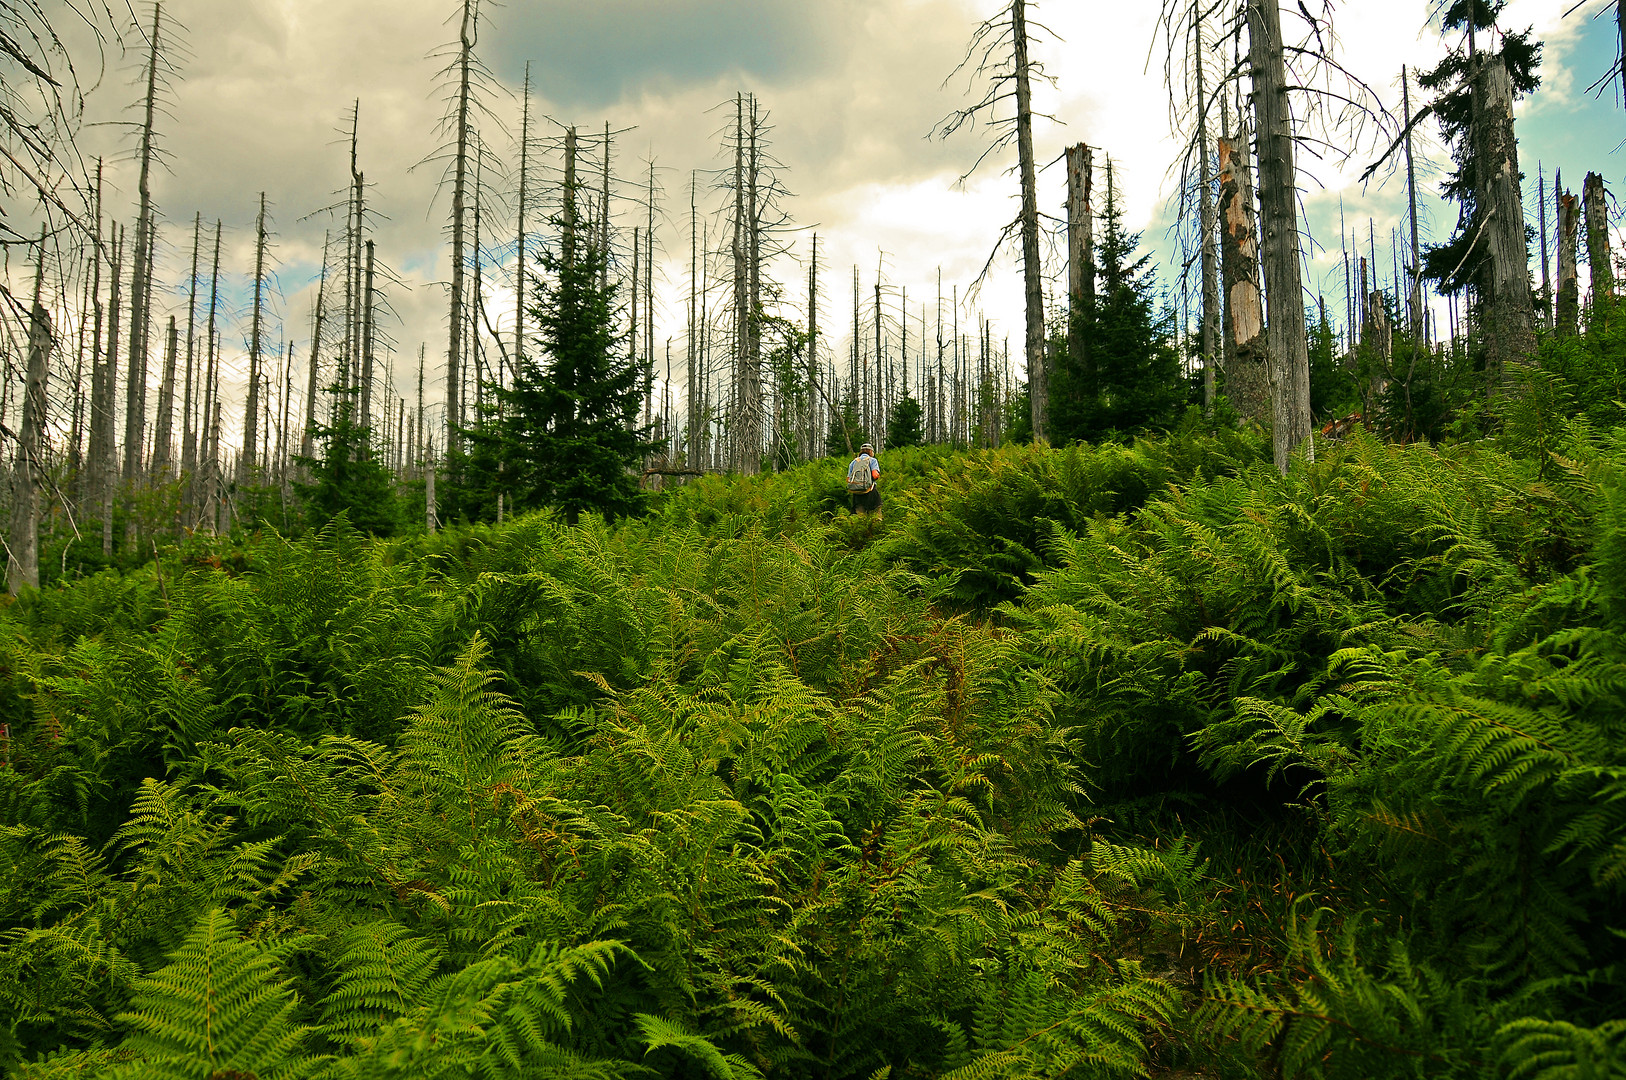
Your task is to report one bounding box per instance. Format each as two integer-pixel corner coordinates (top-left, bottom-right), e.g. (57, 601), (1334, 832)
(107, 907), (318, 1079)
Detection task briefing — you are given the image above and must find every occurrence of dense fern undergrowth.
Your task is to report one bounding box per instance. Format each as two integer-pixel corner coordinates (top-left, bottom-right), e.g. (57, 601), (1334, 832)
(4, 410), (1626, 1078)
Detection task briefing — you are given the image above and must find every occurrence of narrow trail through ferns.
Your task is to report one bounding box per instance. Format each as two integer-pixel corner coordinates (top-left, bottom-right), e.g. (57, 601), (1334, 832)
(2, 423), (1625, 1078)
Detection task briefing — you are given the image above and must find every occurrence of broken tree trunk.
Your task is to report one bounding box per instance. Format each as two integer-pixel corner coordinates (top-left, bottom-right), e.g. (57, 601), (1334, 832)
(1218, 133), (1270, 425)
(152, 316), (178, 473)
(1065, 143), (1094, 398)
(1557, 178), (1580, 336)
(1012, 0), (1047, 443)
(447, 0), (475, 454)
(1247, 0), (1313, 473)
(1584, 171), (1613, 317)
(1195, 19), (1219, 413)
(124, 1), (163, 486)
(9, 238), (50, 593)
(244, 193), (267, 474)
(1470, 52), (1537, 391)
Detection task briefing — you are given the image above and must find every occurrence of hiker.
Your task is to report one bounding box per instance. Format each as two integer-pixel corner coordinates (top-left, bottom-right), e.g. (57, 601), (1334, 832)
(846, 443), (882, 515)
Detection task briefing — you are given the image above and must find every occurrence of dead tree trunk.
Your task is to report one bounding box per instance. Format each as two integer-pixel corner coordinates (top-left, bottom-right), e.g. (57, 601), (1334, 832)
(447, 0), (475, 454)
(1402, 66), (1425, 338)
(244, 192), (268, 474)
(96, 225), (124, 556)
(181, 212), (200, 478)
(1248, 0), (1312, 472)
(1012, 0), (1047, 443)
(1218, 133), (1269, 424)
(1557, 178), (1580, 336)
(563, 127), (579, 269)
(1471, 52), (1537, 391)
(124, 1), (163, 486)
(303, 234), (330, 462)
(1584, 171), (1613, 315)
(1065, 144), (1094, 401)
(361, 238), (376, 443)
(515, 64), (531, 369)
(9, 238), (50, 593)
(1195, 21), (1219, 413)
(152, 316), (178, 473)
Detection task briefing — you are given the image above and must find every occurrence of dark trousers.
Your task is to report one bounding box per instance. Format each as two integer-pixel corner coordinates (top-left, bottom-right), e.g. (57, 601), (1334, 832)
(851, 488), (882, 514)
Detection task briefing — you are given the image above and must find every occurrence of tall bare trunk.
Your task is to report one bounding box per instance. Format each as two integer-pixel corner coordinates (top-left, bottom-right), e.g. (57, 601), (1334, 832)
(1012, 0), (1046, 442)
(563, 127), (579, 269)
(1556, 177), (1580, 336)
(124, 1), (163, 486)
(1218, 134), (1270, 425)
(152, 316), (177, 473)
(1470, 52), (1536, 391)
(1248, 0), (1312, 472)
(97, 225), (124, 556)
(1195, 20), (1219, 413)
(361, 238), (376, 443)
(204, 222), (222, 525)
(1402, 66), (1425, 338)
(1538, 167), (1552, 329)
(515, 64), (531, 369)
(244, 192), (267, 474)
(732, 95), (751, 470)
(1584, 171), (1614, 314)
(10, 236), (50, 593)
(303, 233), (330, 462)
(447, 0), (475, 454)
(181, 212), (200, 478)
(1065, 144), (1094, 401)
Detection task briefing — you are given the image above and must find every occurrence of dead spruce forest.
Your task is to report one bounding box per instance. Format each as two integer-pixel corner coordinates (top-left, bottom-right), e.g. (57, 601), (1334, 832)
(3, 0), (1626, 1077)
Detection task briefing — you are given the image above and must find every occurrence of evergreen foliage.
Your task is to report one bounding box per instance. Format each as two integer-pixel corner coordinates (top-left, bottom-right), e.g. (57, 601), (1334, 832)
(886, 394), (924, 450)
(1049, 164), (1184, 446)
(297, 397), (401, 537)
(463, 241), (651, 524)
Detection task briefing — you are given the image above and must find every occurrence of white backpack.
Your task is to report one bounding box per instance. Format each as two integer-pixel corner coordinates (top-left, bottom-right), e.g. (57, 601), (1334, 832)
(846, 455), (876, 493)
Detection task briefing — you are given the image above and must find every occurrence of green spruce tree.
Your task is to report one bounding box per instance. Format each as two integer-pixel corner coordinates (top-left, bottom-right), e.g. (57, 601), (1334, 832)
(298, 395), (400, 536)
(886, 394), (924, 450)
(1049, 162), (1183, 444)
(466, 240), (651, 523)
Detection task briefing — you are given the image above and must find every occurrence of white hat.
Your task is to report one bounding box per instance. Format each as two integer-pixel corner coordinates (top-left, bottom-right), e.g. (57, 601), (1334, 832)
(860, 443), (874, 453)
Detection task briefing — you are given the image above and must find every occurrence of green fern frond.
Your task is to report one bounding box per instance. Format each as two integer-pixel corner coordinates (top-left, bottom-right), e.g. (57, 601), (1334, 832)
(109, 907), (317, 1080)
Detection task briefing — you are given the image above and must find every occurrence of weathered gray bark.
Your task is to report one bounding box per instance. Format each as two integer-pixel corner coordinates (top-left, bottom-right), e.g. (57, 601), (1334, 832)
(515, 64), (531, 370)
(1557, 179), (1580, 336)
(80, 162), (105, 489)
(95, 225), (124, 557)
(181, 212), (200, 477)
(1470, 53), (1536, 390)
(1362, 290), (1391, 414)
(1584, 171), (1613, 311)
(447, 0), (475, 453)
(151, 317), (177, 473)
(1403, 66), (1425, 338)
(362, 238), (376, 442)
(124, 1), (163, 485)
(1539, 167), (1552, 329)
(9, 238), (50, 593)
(303, 234), (329, 463)
(1247, 0), (1312, 472)
(203, 222), (222, 526)
(563, 127), (579, 269)
(1194, 16), (1219, 412)
(244, 193), (267, 473)
(1218, 133), (1269, 425)
(1012, 0), (1047, 443)
(1065, 144), (1094, 394)
(732, 95), (755, 471)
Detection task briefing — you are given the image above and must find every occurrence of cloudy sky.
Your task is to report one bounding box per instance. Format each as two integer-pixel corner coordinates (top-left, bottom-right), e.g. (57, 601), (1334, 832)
(39, 0), (1626, 430)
